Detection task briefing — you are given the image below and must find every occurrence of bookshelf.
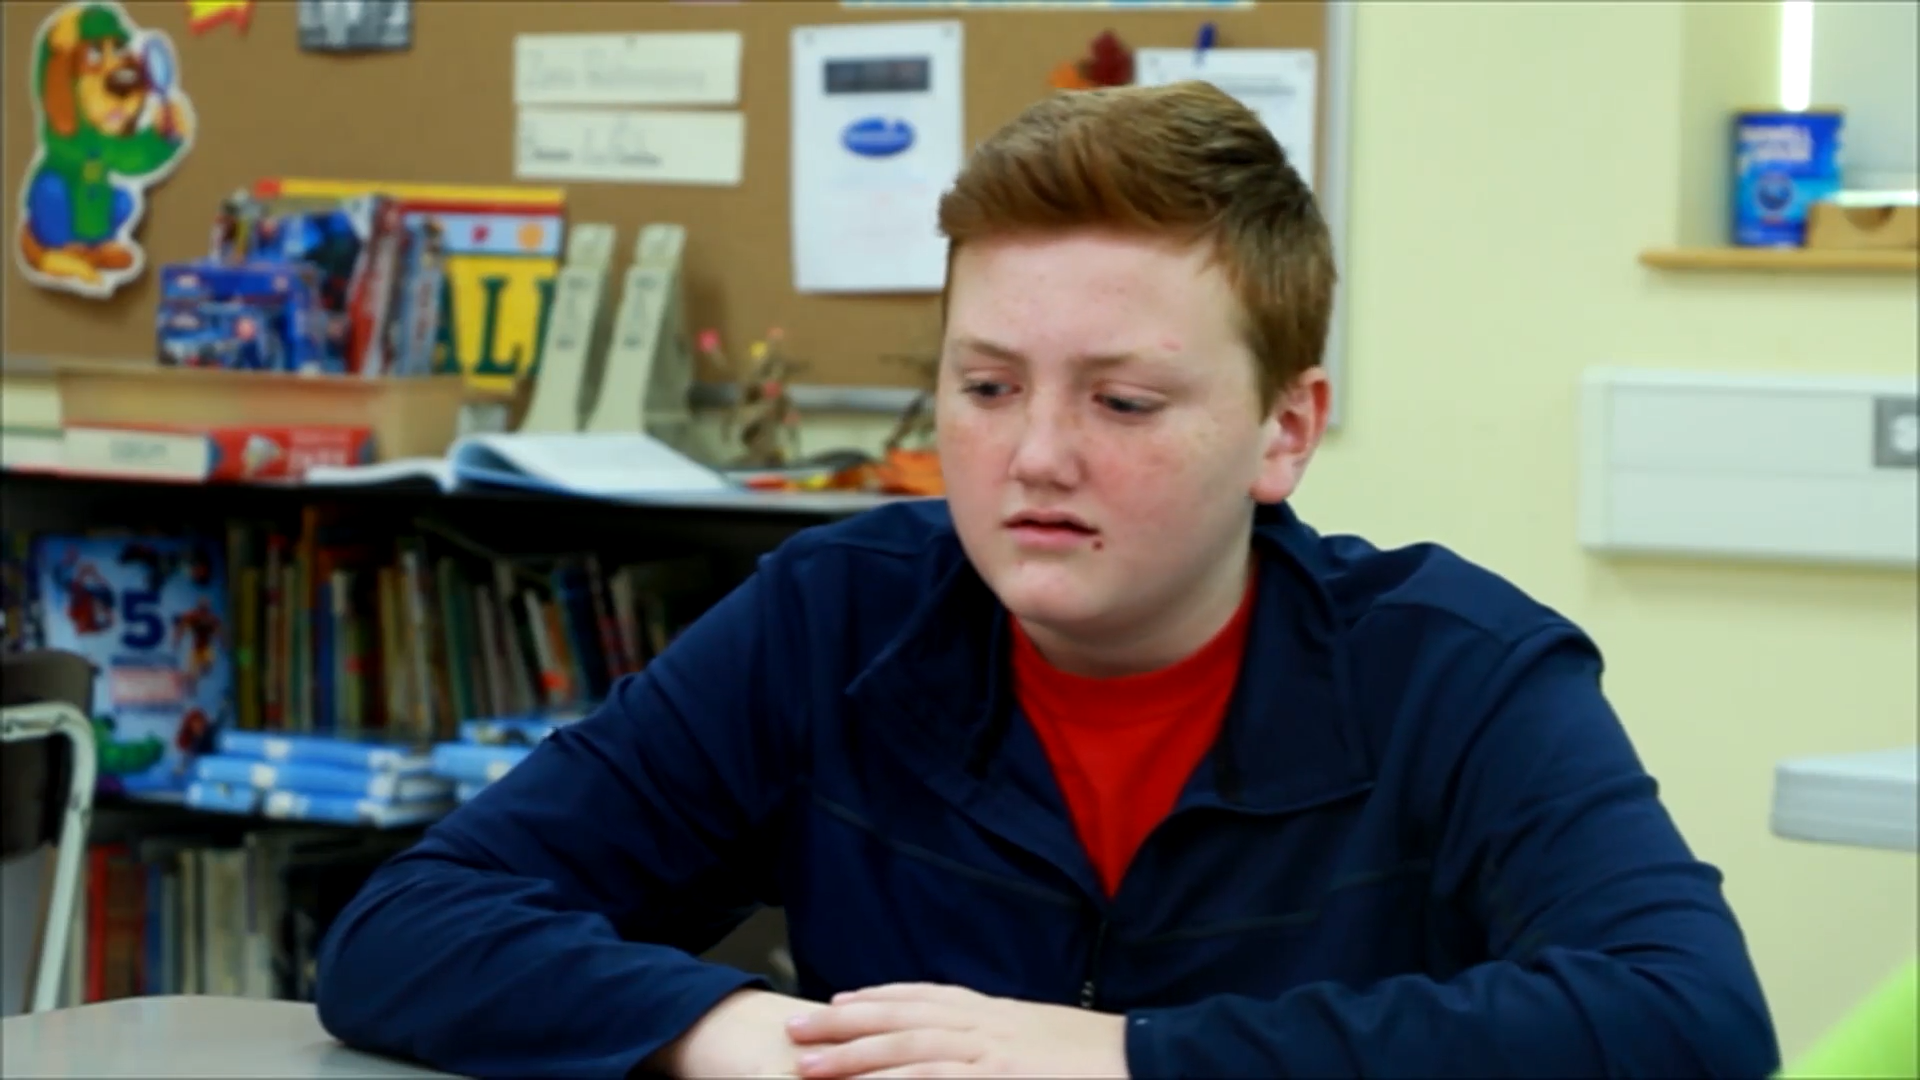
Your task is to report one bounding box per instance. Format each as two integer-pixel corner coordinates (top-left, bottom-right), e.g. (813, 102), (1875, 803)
(2, 468), (873, 1011)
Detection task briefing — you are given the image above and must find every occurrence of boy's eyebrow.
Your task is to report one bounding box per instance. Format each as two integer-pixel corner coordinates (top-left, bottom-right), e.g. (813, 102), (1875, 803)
(950, 335), (1160, 370)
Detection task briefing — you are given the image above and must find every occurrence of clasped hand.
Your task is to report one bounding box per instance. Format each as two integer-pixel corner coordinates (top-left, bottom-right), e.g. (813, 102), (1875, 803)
(665, 983), (1128, 1078)
(788, 983), (1128, 1078)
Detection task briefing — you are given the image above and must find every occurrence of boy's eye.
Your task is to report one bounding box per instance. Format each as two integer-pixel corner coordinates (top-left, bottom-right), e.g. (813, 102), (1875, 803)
(1098, 395), (1158, 416)
(961, 380), (1012, 400)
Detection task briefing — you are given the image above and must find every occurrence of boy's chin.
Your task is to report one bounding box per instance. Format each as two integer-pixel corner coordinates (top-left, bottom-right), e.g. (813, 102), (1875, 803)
(992, 575), (1115, 634)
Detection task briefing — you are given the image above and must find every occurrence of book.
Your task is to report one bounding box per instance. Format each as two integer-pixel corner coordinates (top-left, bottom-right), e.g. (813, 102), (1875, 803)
(58, 424), (377, 484)
(430, 741), (534, 786)
(13, 520), (717, 753)
(1, 361), (63, 473)
(185, 780), (262, 815)
(459, 708), (585, 747)
(218, 729), (433, 773)
(76, 828), (416, 1003)
(261, 789), (452, 828)
(302, 431), (731, 499)
(193, 753), (454, 803)
(251, 178), (566, 394)
(32, 532), (232, 797)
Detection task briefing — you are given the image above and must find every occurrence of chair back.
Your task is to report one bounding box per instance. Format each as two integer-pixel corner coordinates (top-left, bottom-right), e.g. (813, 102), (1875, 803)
(1, 651), (94, 858)
(1, 649), (96, 1016)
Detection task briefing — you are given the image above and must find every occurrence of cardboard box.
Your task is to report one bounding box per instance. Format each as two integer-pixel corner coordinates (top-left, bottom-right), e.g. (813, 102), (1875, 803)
(1806, 203), (1919, 251)
(54, 362), (467, 462)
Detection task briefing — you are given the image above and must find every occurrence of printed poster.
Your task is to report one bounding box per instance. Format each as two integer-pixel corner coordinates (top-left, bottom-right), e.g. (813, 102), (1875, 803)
(15, 1), (195, 300)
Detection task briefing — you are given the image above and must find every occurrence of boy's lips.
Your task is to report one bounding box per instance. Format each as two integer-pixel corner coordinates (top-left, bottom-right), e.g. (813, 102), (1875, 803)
(1004, 510), (1100, 550)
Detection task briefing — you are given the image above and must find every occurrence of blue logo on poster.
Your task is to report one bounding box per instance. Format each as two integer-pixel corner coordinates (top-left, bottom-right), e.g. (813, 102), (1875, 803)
(843, 117), (915, 158)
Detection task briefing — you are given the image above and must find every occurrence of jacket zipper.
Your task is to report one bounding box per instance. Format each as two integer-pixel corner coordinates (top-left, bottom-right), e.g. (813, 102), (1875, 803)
(1079, 918), (1108, 1009)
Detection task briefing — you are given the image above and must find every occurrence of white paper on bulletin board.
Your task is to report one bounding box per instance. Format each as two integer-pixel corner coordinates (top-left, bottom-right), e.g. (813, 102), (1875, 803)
(1133, 48), (1318, 188)
(514, 32), (742, 106)
(790, 20), (964, 293)
(515, 108), (746, 186)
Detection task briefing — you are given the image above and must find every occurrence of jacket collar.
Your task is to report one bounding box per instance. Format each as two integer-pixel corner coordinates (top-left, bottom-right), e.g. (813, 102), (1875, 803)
(843, 502), (1373, 816)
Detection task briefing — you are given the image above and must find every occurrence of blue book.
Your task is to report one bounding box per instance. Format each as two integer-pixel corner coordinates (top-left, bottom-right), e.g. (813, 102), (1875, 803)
(194, 753), (452, 803)
(458, 708), (585, 747)
(431, 742), (532, 785)
(261, 790), (452, 828)
(218, 730), (432, 774)
(184, 780), (260, 815)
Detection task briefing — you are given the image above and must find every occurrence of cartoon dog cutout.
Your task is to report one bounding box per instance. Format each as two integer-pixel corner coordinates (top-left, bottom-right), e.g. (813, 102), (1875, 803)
(17, 2), (194, 298)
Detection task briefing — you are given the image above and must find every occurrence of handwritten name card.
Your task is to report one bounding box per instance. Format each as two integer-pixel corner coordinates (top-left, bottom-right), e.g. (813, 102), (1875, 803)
(514, 32), (742, 107)
(514, 108), (746, 187)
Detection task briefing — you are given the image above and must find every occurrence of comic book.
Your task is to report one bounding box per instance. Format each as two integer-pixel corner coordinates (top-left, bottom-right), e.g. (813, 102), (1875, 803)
(31, 533), (233, 797)
(252, 178), (567, 393)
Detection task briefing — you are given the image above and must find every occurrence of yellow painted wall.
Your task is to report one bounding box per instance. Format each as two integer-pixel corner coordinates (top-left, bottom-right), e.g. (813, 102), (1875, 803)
(782, 1), (1919, 1060)
(1311, 3), (1917, 1060)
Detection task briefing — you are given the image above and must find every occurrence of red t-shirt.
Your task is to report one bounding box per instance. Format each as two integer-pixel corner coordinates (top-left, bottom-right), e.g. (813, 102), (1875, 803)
(1010, 572), (1257, 898)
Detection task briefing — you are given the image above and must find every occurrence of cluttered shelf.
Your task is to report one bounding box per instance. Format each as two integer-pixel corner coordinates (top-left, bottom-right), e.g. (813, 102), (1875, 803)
(5, 474), (823, 1007)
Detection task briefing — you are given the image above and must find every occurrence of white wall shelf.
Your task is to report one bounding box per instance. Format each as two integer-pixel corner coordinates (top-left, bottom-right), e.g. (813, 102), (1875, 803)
(1772, 746), (1919, 853)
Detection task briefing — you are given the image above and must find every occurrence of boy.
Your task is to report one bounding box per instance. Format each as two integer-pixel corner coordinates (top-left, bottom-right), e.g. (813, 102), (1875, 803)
(316, 83), (1778, 1078)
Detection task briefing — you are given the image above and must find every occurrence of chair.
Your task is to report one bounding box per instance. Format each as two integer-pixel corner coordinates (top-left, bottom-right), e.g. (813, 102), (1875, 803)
(1, 650), (98, 1014)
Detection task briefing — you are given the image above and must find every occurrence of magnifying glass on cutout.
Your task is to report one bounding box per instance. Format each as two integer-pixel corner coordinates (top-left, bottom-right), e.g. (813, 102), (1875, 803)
(141, 35), (179, 137)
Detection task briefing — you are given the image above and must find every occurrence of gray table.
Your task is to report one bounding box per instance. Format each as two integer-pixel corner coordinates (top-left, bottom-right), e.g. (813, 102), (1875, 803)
(1, 995), (455, 1078)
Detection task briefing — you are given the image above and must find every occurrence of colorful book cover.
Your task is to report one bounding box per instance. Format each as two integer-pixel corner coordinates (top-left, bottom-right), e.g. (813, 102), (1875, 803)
(32, 533), (232, 797)
(251, 178), (566, 394)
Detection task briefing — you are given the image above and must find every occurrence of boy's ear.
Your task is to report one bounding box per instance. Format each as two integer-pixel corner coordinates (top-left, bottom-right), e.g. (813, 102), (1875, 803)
(1249, 369), (1330, 505)
(40, 40), (80, 138)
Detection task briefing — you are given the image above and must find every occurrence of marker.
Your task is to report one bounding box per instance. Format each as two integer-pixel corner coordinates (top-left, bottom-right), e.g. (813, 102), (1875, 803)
(1195, 21), (1217, 65)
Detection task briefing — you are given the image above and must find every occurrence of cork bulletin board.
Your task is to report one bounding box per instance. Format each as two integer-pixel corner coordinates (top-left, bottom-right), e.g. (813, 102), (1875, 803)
(1, 0), (1343, 391)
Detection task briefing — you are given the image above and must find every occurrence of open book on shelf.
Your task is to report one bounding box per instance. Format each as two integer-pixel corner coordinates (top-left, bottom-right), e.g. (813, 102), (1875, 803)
(304, 432), (896, 512)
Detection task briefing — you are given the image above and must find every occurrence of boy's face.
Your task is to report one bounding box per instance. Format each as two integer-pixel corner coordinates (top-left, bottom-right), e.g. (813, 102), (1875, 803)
(937, 230), (1327, 661)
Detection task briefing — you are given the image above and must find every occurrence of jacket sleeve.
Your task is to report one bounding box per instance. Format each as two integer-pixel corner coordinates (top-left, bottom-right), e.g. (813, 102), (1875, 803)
(314, 557), (804, 1079)
(1123, 625), (1780, 1079)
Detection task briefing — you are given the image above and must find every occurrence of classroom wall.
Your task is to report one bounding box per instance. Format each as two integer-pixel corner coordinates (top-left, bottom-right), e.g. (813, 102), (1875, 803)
(792, 2), (1919, 1061)
(4, 0), (1910, 1054)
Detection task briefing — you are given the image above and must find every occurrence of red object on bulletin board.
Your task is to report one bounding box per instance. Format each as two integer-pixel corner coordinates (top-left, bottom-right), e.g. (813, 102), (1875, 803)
(1050, 30), (1133, 91)
(185, 1), (253, 35)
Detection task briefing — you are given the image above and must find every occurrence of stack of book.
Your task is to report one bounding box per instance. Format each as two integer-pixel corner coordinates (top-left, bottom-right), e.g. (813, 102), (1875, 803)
(187, 730), (454, 827)
(431, 710), (582, 801)
(72, 828), (415, 1005)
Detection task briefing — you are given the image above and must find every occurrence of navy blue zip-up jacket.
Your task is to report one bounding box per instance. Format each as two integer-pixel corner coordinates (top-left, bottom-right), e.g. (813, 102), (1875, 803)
(315, 500), (1779, 1079)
